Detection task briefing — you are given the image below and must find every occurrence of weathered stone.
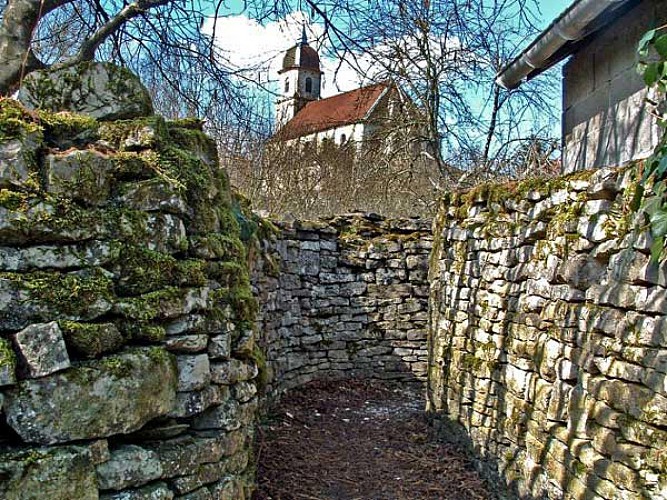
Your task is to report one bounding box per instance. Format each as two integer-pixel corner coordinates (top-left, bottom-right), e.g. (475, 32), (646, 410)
(0, 130), (41, 189)
(192, 399), (241, 431)
(19, 62), (153, 120)
(233, 381), (257, 403)
(99, 482), (174, 500)
(4, 348), (177, 444)
(13, 321), (70, 378)
(164, 335), (208, 353)
(147, 435), (229, 478)
(167, 384), (228, 419)
(210, 360), (258, 385)
(0, 270), (114, 330)
(96, 445), (163, 491)
(61, 321), (125, 359)
(46, 150), (116, 206)
(176, 354), (210, 391)
(0, 445), (97, 500)
(119, 179), (189, 216)
(208, 334), (231, 360)
(0, 241), (116, 272)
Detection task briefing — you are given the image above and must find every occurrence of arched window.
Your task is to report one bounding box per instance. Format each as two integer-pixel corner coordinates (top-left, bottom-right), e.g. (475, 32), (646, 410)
(305, 77), (313, 93)
(284, 78), (290, 93)
(340, 133), (347, 144)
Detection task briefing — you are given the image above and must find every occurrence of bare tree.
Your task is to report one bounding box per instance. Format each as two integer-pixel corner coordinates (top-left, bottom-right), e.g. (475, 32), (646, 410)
(288, 0), (560, 183)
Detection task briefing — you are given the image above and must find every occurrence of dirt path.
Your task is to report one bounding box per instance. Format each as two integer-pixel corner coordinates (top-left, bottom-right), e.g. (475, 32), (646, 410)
(253, 379), (493, 500)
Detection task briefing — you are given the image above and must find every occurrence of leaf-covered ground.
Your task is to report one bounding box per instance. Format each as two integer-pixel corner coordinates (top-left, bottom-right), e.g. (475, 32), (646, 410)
(253, 379), (493, 500)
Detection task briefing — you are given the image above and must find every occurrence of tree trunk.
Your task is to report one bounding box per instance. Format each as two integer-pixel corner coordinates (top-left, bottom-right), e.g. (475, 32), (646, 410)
(0, 0), (70, 95)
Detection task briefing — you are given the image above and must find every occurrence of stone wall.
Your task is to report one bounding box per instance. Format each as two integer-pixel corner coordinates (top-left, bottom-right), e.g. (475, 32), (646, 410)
(0, 92), (260, 499)
(252, 214), (432, 396)
(428, 166), (667, 499)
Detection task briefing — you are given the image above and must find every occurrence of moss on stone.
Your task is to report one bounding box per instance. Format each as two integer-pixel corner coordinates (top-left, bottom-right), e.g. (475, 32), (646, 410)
(114, 286), (186, 321)
(5, 268), (114, 316)
(99, 115), (168, 151)
(206, 261), (249, 288)
(114, 245), (207, 296)
(0, 337), (16, 370)
(0, 98), (42, 141)
(247, 343), (269, 395)
(37, 110), (99, 144)
(59, 321), (125, 359)
(119, 321), (166, 343)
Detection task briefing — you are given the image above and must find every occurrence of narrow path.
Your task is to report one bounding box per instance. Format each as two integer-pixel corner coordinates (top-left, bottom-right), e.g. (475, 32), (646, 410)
(253, 379), (492, 500)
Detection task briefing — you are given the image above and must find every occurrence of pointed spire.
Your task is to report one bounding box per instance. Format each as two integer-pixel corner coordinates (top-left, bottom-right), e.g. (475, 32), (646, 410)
(301, 24), (308, 45)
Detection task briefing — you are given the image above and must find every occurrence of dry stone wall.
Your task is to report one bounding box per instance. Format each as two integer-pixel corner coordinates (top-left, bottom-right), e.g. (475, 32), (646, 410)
(252, 214), (432, 396)
(428, 166), (667, 499)
(0, 79), (260, 500)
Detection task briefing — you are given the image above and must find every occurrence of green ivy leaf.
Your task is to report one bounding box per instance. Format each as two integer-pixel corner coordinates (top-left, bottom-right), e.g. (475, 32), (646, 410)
(650, 235), (665, 261)
(644, 62), (660, 86)
(656, 34), (667, 58)
(657, 155), (667, 177)
(639, 29), (657, 56)
(650, 208), (667, 237)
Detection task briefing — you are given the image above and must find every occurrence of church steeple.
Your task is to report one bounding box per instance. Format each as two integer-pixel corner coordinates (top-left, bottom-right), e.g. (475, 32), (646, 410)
(275, 26), (323, 130)
(301, 24), (308, 45)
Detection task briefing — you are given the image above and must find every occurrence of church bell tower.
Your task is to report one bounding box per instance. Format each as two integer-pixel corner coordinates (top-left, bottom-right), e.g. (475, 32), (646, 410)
(275, 27), (322, 129)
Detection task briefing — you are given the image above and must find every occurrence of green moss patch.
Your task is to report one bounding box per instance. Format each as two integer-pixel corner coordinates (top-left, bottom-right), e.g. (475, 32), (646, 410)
(59, 321), (125, 359)
(0, 98), (42, 141)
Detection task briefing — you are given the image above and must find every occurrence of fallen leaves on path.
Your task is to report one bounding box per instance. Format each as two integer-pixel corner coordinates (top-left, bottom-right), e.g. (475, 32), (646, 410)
(253, 379), (493, 500)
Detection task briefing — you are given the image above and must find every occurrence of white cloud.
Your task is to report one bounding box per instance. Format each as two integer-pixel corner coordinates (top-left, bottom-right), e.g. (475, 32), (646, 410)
(202, 11), (370, 97)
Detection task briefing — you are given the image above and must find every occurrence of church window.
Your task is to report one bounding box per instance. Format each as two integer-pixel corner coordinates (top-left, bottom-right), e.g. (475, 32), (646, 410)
(285, 78), (289, 93)
(305, 77), (313, 93)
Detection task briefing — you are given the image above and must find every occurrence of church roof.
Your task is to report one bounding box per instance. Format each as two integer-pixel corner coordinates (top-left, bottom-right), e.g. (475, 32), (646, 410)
(275, 82), (390, 140)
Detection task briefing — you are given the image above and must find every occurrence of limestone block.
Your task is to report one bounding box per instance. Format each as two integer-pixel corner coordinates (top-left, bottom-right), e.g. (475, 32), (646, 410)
(13, 321), (70, 378)
(176, 354), (210, 391)
(46, 150), (116, 206)
(586, 167), (620, 199)
(61, 322), (125, 359)
(3, 348), (177, 444)
(0, 270), (114, 331)
(232, 329), (255, 357)
(96, 445), (163, 491)
(19, 62), (153, 120)
(118, 179), (189, 216)
(192, 399), (241, 431)
(164, 335), (208, 353)
(0, 445), (97, 500)
(556, 254), (606, 289)
(577, 214), (611, 243)
(167, 384), (228, 419)
(0, 130), (41, 189)
(210, 360), (258, 385)
(589, 377), (667, 427)
(233, 381), (258, 403)
(99, 482), (174, 500)
(170, 461), (227, 495)
(0, 241), (116, 272)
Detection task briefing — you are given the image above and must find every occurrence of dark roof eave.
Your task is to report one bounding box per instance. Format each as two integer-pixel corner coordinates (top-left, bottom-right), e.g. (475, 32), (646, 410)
(496, 0), (637, 89)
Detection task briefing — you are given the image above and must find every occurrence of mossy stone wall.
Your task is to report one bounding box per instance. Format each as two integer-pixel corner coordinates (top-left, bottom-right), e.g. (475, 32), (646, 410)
(428, 166), (667, 499)
(252, 213), (432, 398)
(0, 98), (260, 499)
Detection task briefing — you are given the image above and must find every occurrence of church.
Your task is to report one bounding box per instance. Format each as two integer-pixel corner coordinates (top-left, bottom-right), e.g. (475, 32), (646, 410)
(273, 31), (411, 149)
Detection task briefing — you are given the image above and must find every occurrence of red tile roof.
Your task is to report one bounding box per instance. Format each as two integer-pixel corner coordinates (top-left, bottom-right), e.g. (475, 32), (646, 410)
(275, 82), (390, 140)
